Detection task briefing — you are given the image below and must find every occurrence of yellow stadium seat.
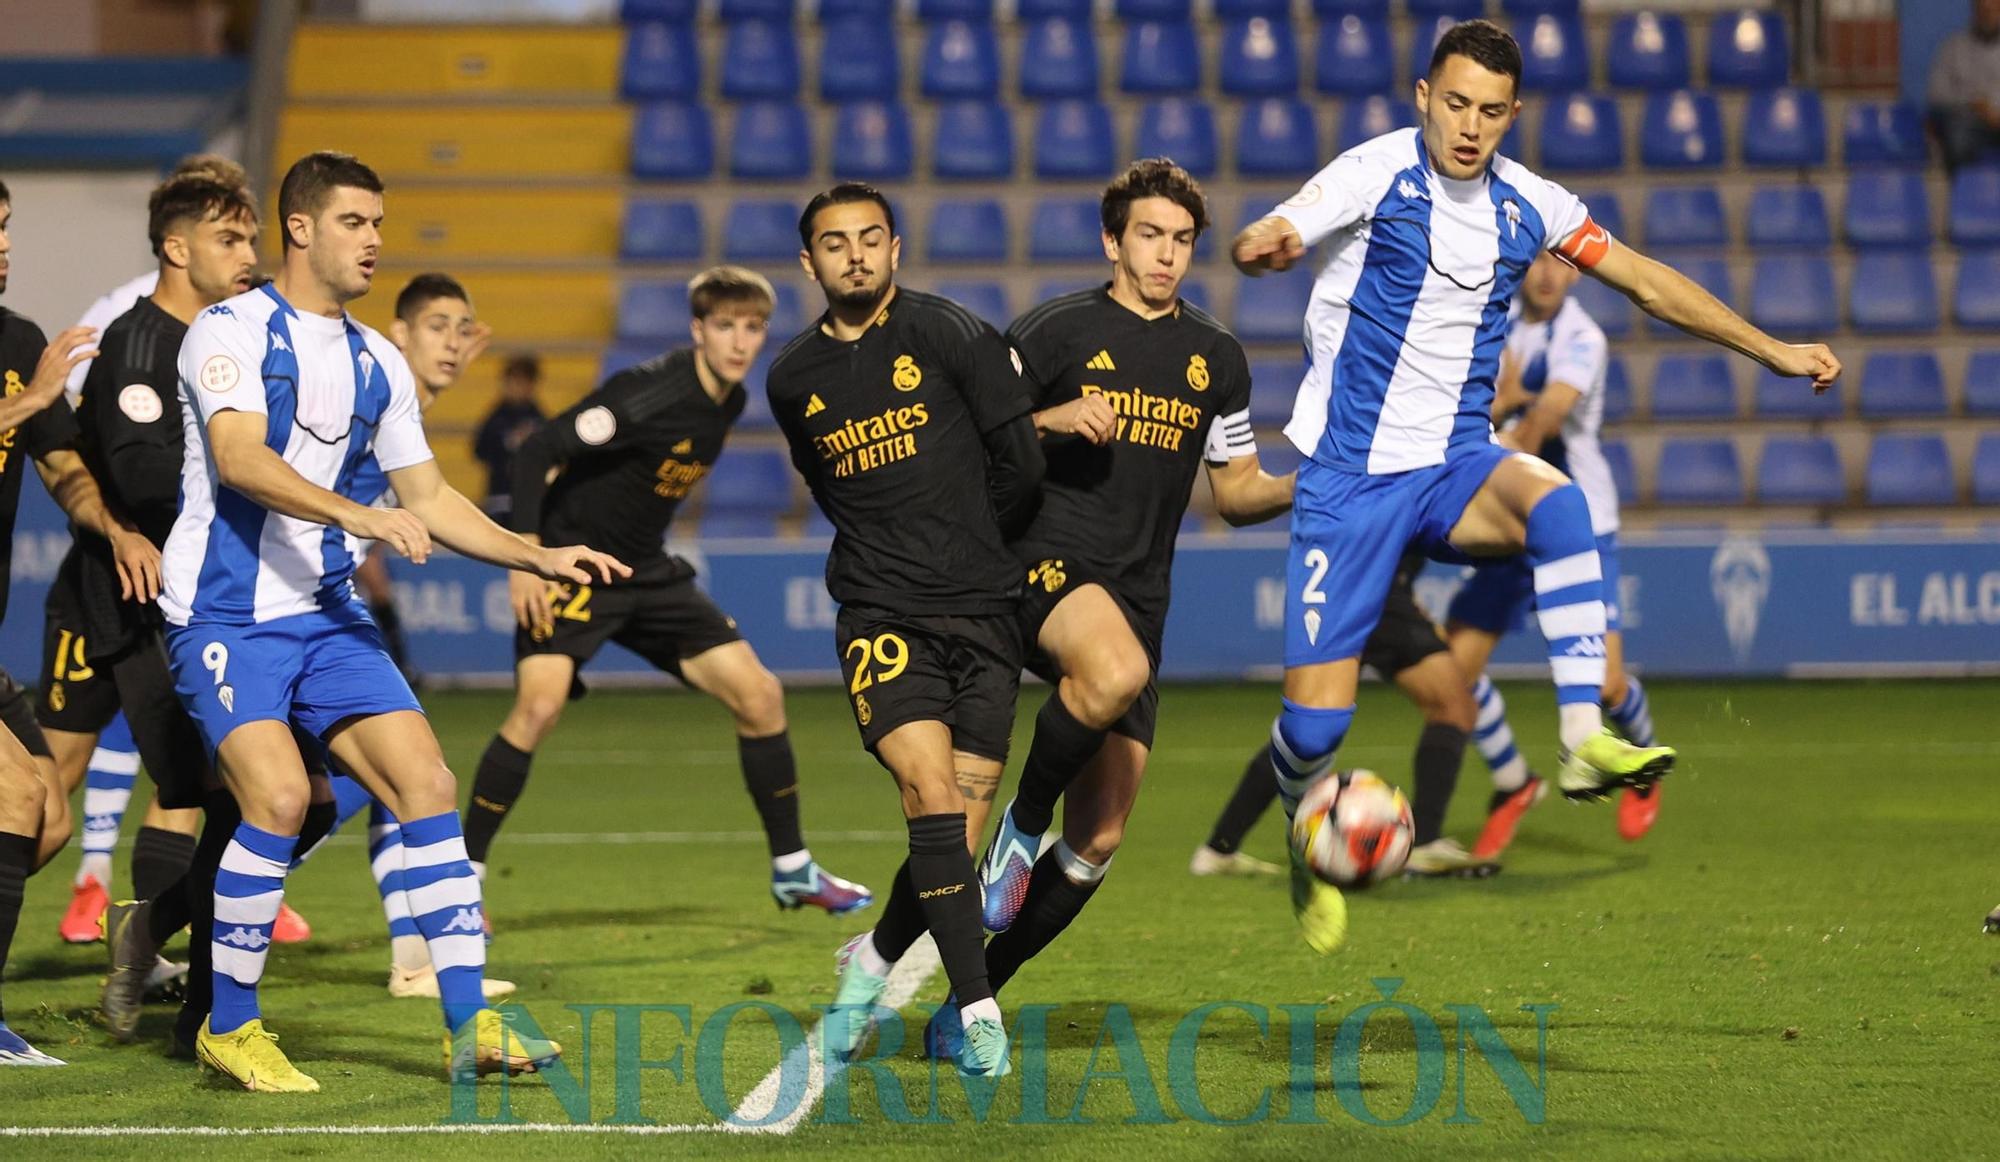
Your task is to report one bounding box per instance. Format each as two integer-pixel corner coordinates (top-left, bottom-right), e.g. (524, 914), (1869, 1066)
(278, 105), (631, 180)
(287, 25), (624, 100)
(374, 187), (624, 262)
(350, 268), (616, 345)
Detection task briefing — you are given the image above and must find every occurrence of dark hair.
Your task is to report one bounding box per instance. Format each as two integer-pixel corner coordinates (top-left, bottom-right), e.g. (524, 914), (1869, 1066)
(276, 150), (384, 250)
(797, 182), (896, 249)
(0, 178), (9, 206)
(394, 272), (470, 322)
(1101, 157), (1209, 241)
(1427, 19), (1523, 91)
(688, 264), (775, 320)
(502, 354), (541, 383)
(170, 153), (250, 190)
(148, 174), (258, 259)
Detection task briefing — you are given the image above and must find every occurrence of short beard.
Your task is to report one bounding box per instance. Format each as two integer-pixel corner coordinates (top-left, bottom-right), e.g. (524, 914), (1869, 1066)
(827, 279), (887, 313)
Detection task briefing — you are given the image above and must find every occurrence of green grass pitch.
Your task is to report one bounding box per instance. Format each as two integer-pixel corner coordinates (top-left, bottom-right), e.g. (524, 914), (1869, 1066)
(1, 679), (1994, 1159)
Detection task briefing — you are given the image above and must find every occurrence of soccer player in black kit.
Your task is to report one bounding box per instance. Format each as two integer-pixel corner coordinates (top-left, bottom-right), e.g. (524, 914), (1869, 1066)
(767, 183), (1045, 1078)
(0, 177), (165, 1065)
(919, 160), (1293, 1054)
(463, 265), (872, 919)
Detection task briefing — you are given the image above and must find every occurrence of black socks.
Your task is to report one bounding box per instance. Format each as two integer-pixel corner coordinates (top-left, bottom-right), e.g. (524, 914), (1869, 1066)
(465, 735), (534, 864)
(1009, 692), (1108, 838)
(738, 733), (805, 858)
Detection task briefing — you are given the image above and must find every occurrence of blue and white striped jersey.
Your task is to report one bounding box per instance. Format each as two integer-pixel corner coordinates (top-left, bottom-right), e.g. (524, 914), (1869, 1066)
(1505, 297), (1617, 535)
(1269, 129), (1601, 476)
(160, 283), (434, 626)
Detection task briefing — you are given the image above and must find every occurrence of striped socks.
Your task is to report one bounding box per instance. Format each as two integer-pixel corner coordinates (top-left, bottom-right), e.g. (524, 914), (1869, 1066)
(368, 802), (430, 972)
(399, 812), (487, 1032)
(1270, 698), (1351, 819)
(211, 823), (297, 1034)
(1525, 485), (1607, 750)
(1471, 674), (1531, 792)
(1608, 677), (1657, 747)
(78, 744), (139, 888)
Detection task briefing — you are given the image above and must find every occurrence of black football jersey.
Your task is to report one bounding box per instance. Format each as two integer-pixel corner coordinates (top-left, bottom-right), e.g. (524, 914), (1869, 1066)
(1006, 285), (1254, 620)
(513, 348), (744, 584)
(0, 307), (81, 619)
(768, 287), (1034, 617)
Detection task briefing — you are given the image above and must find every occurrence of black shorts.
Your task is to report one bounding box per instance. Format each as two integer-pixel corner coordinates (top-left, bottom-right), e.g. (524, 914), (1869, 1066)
(515, 575), (743, 699)
(1015, 556), (1162, 748)
(37, 577), (122, 734)
(1360, 574), (1449, 679)
(0, 667), (50, 760)
(835, 604), (1022, 764)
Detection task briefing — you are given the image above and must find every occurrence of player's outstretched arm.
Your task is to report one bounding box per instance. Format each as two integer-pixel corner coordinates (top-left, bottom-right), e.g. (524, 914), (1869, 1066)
(0, 326), (97, 433)
(207, 409), (434, 562)
(33, 450), (160, 602)
(1207, 453), (1294, 527)
(388, 457), (630, 586)
(1586, 239), (1842, 392)
(1231, 216), (1308, 276)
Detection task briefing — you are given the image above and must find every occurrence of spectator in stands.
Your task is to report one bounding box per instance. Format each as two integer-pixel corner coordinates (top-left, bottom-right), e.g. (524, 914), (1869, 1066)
(1928, 0), (2000, 171)
(474, 354), (546, 521)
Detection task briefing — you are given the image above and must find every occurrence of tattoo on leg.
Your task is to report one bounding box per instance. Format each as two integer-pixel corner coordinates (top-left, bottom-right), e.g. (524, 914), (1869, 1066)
(955, 767), (999, 802)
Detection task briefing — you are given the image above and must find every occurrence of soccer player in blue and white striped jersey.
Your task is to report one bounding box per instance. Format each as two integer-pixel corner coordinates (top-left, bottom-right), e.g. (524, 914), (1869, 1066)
(1231, 20), (1840, 952)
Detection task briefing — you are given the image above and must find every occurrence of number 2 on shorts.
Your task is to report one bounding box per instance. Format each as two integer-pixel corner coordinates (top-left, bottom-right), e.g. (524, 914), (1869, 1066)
(1300, 548), (1329, 605)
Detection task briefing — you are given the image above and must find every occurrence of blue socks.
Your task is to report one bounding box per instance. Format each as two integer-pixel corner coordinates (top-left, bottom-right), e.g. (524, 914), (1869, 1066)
(1608, 678), (1656, 747)
(1270, 698), (1353, 819)
(398, 812), (487, 1032)
(1524, 485), (1607, 741)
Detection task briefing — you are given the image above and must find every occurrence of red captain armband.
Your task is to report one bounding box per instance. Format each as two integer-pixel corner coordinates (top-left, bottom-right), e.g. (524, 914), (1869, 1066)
(1553, 216), (1612, 270)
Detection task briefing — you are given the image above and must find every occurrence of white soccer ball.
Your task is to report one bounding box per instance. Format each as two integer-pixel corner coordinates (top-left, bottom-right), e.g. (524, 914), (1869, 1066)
(1290, 769), (1414, 889)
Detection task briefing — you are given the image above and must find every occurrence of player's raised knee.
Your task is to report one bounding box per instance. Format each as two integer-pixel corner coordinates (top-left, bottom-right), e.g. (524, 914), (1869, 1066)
(507, 692), (567, 747)
(1069, 647), (1150, 727)
(732, 666), (787, 736)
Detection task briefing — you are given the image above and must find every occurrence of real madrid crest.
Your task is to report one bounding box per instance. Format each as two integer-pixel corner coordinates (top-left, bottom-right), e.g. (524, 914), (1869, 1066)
(891, 354), (922, 392)
(1186, 354), (1210, 392)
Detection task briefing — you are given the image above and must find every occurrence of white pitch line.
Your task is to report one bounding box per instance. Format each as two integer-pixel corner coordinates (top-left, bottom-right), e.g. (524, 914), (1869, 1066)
(723, 934), (944, 1135)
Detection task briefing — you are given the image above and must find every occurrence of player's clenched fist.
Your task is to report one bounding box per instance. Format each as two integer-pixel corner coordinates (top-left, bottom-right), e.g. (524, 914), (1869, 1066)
(1766, 343), (1842, 394)
(1232, 217), (1307, 275)
(1037, 394), (1119, 445)
(534, 545), (631, 587)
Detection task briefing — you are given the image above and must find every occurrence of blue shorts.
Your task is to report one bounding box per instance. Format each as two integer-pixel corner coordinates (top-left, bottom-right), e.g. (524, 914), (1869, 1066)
(1447, 532), (1623, 637)
(1284, 444), (1513, 669)
(166, 601), (422, 755)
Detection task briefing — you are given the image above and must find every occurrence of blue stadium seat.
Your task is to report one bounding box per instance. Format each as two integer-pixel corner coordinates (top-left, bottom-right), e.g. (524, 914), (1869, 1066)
(1233, 265), (1313, 343)
(928, 199), (1009, 263)
(1538, 93), (1622, 172)
(1753, 364), (1842, 418)
(698, 510), (780, 539)
(720, 20), (799, 100)
(1315, 14), (1394, 96)
(1655, 439), (1743, 505)
(803, 506), (836, 538)
(1954, 250), (2000, 329)
(1570, 277), (1632, 337)
(1030, 197), (1104, 260)
(1603, 439), (1636, 502)
(820, 0), (891, 19)
(1135, 99), (1218, 177)
(1975, 435), (2000, 503)
(934, 279), (1010, 327)
(1843, 102), (1927, 167)
(1745, 185), (1830, 249)
(630, 103), (713, 179)
(1406, 0), (1482, 16)
(1850, 250), (1938, 334)
(1844, 169), (1931, 248)
(1335, 94), (1415, 152)
(819, 18), (900, 101)
(721, 199), (798, 260)
(717, 0), (792, 20)
(620, 199), (703, 260)
(1248, 359), (1304, 424)
(1650, 353), (1736, 419)
(703, 449), (794, 518)
(728, 101), (811, 179)
(1216, 0), (1289, 17)
(1116, 0), (1189, 18)
(1644, 186), (1727, 248)
(831, 101), (912, 179)
(1179, 278), (1211, 313)
(766, 283), (806, 338)
(621, 21), (699, 100)
(1220, 17), (1300, 97)
(622, 0), (696, 21)
(1034, 99), (1116, 179)
(1750, 255), (1837, 333)
(1237, 98), (1319, 177)
(1949, 166), (2000, 247)
(1574, 189), (1624, 242)
(1706, 9), (1789, 88)
(1406, 16), (1459, 88)
(922, 20), (1000, 99)
(1859, 352), (1948, 418)
(1019, 18), (1098, 99)
(735, 365), (777, 430)
(931, 100), (1013, 179)
(1020, 0), (1089, 15)
(1968, 351), (2000, 414)
(1607, 11), (1690, 90)
(1035, 278), (1098, 303)
(1641, 90), (1724, 169)
(1741, 87), (1825, 167)
(1504, 0), (1580, 14)
(1519, 14), (1588, 93)
(1122, 20), (1202, 95)
(1602, 356), (1632, 421)
(1646, 252), (1732, 337)
(918, 0), (993, 19)
(1866, 434), (1954, 506)
(1757, 436), (1844, 505)
(616, 282), (684, 340)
